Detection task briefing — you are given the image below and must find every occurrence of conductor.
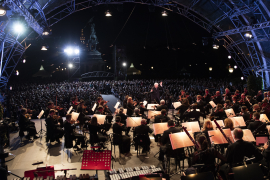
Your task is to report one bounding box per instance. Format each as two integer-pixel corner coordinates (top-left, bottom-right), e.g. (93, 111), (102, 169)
(151, 82), (163, 103)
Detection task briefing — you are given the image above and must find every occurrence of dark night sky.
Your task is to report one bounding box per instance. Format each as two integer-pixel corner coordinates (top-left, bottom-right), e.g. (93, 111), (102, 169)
(10, 3), (243, 82)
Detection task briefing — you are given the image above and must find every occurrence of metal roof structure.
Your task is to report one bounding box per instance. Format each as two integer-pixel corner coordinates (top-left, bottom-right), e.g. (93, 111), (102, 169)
(1, 0), (270, 88)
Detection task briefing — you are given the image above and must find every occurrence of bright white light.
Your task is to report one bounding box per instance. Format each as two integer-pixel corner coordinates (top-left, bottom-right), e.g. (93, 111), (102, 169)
(9, 86), (12, 90)
(0, 9), (6, 16)
(14, 23), (24, 33)
(241, 77), (244, 80)
(234, 65), (237, 69)
(162, 11), (168, 16)
(64, 48), (73, 55)
(105, 11), (112, 17)
(151, 66), (153, 69)
(228, 55), (231, 59)
(23, 59), (26, 63)
(41, 46), (47, 51)
(42, 31), (49, 36)
(213, 44), (219, 49)
(74, 49), (80, 55)
(123, 62), (126, 66)
(16, 70), (19, 75)
(209, 67), (212, 71)
(68, 63), (73, 68)
(229, 68), (233, 73)
(245, 33), (252, 38)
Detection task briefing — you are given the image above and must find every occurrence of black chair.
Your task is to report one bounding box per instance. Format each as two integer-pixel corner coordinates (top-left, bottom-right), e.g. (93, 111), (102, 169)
(110, 133), (122, 158)
(134, 134), (150, 157)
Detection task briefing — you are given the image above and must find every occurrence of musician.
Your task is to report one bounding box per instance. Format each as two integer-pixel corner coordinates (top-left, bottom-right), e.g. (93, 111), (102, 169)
(224, 118), (234, 130)
(203, 89), (211, 104)
(246, 95), (257, 109)
(113, 116), (132, 157)
(201, 119), (213, 142)
(248, 112), (265, 132)
(115, 108), (129, 136)
(77, 100), (90, 125)
(232, 96), (240, 114)
(127, 97), (137, 117)
(223, 88), (232, 101)
(192, 134), (226, 175)
(44, 102), (64, 127)
(184, 103), (205, 123)
(45, 109), (64, 144)
(210, 104), (226, 120)
(261, 99), (270, 119)
(159, 120), (180, 161)
(234, 90), (241, 100)
(123, 95), (129, 109)
(139, 102), (148, 115)
(63, 114), (87, 150)
(178, 89), (185, 102)
(239, 93), (249, 108)
(224, 100), (232, 110)
(88, 117), (106, 147)
(133, 119), (153, 153)
(256, 90), (264, 102)
(239, 106), (250, 122)
(213, 91), (223, 105)
(196, 95), (205, 113)
(225, 128), (263, 167)
(243, 88), (249, 96)
(155, 100), (168, 112)
(175, 98), (190, 123)
(18, 108), (38, 140)
(150, 82), (163, 103)
(71, 96), (80, 110)
(185, 92), (193, 105)
(154, 109), (170, 123)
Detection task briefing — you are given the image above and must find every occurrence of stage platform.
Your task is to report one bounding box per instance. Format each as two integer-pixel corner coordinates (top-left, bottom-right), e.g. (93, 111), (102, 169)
(4, 111), (204, 180)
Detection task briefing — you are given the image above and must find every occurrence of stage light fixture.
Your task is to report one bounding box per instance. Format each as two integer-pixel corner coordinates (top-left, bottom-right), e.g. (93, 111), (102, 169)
(229, 67), (233, 73)
(42, 29), (50, 35)
(241, 77), (244, 80)
(16, 70), (19, 75)
(151, 66), (153, 69)
(13, 23), (24, 33)
(74, 49), (80, 55)
(68, 63), (73, 68)
(228, 55), (231, 59)
(123, 62), (126, 66)
(41, 45), (47, 50)
(0, 5), (6, 16)
(64, 48), (73, 55)
(105, 10), (112, 17)
(209, 67), (212, 71)
(162, 11), (168, 16)
(23, 59), (26, 63)
(245, 32), (252, 38)
(213, 44), (219, 49)
(234, 65), (237, 69)
(9, 86), (12, 90)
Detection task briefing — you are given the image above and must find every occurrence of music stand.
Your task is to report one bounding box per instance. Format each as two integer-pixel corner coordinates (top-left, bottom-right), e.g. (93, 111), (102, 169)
(37, 110), (45, 143)
(181, 172), (215, 180)
(182, 122), (201, 133)
(230, 117), (246, 127)
(211, 120), (224, 130)
(225, 108), (236, 118)
(153, 123), (169, 135)
(208, 129), (234, 144)
(126, 117), (142, 127)
(148, 111), (161, 119)
(209, 101), (216, 108)
(147, 104), (159, 110)
(232, 163), (264, 180)
(260, 114), (269, 123)
(93, 114), (106, 125)
(256, 136), (268, 146)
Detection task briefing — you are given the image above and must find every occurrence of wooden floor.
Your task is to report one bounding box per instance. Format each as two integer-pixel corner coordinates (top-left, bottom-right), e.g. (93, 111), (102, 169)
(5, 111), (201, 180)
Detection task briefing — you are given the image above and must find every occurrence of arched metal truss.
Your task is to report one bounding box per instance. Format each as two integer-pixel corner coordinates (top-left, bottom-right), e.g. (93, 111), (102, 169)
(0, 0), (270, 88)
(81, 71), (115, 78)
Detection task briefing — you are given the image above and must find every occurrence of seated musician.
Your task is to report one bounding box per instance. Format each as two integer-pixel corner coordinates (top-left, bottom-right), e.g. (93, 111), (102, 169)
(133, 119), (153, 153)
(113, 116), (132, 157)
(88, 117), (106, 148)
(133, 108), (148, 123)
(184, 103), (205, 124)
(45, 109), (63, 144)
(238, 106), (250, 122)
(77, 100), (90, 125)
(192, 134), (226, 175)
(248, 112), (265, 132)
(156, 100), (168, 112)
(201, 119), (213, 143)
(224, 100), (232, 110)
(127, 97), (137, 117)
(213, 91), (224, 105)
(185, 92), (193, 105)
(210, 104), (226, 120)
(71, 96), (80, 110)
(158, 120), (180, 161)
(232, 96), (240, 114)
(116, 108), (129, 136)
(224, 118), (234, 130)
(95, 106), (105, 114)
(45, 102), (64, 128)
(196, 95), (205, 113)
(175, 98), (190, 123)
(225, 128), (263, 167)
(154, 109), (170, 123)
(63, 114), (87, 150)
(18, 108), (39, 140)
(139, 102), (148, 115)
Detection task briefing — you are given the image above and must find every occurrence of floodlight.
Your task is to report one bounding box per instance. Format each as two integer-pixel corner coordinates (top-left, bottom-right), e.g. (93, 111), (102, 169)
(74, 49), (79, 55)
(123, 62), (126, 66)
(209, 67), (212, 71)
(229, 68), (233, 73)
(41, 45), (47, 50)
(245, 33), (252, 38)
(23, 59), (26, 63)
(162, 11), (168, 16)
(105, 10), (112, 17)
(228, 55), (231, 59)
(234, 65), (237, 69)
(0, 6), (6, 16)
(68, 63), (73, 68)
(13, 23), (24, 33)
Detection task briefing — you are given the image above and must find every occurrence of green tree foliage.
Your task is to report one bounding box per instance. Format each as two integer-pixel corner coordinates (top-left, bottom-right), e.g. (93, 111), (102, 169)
(247, 75), (263, 96)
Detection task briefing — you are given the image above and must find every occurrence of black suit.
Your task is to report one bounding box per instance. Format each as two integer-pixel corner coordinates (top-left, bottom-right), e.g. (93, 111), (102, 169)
(18, 114), (37, 137)
(113, 123), (130, 154)
(139, 106), (148, 115)
(156, 104), (168, 112)
(196, 100), (205, 113)
(213, 95), (224, 105)
(127, 102), (135, 117)
(226, 139), (263, 166)
(242, 112), (251, 122)
(247, 120), (265, 132)
(45, 115), (61, 142)
(134, 124), (153, 152)
(159, 127), (181, 160)
(63, 121), (85, 148)
(184, 110), (205, 122)
(77, 105), (90, 124)
(154, 114), (170, 123)
(116, 112), (130, 135)
(151, 86), (163, 103)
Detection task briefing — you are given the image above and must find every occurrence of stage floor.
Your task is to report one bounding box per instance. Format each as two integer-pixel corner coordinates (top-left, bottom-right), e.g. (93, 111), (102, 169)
(5, 110), (202, 180)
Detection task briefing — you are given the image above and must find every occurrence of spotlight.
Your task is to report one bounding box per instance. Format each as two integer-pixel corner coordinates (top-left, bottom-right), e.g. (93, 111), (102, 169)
(151, 66), (153, 69)
(162, 11), (168, 16)
(23, 59), (26, 63)
(64, 48), (73, 55)
(228, 55), (231, 59)
(68, 63), (73, 68)
(209, 67), (212, 71)
(13, 23), (24, 33)
(105, 10), (112, 17)
(9, 86), (12, 90)
(245, 32), (252, 38)
(213, 44), (219, 49)
(229, 68), (233, 73)
(123, 62), (126, 66)
(241, 77), (244, 80)
(74, 49), (80, 55)
(42, 28), (50, 36)
(16, 70), (19, 75)
(41, 45), (47, 51)
(0, 5), (6, 16)
(234, 65), (237, 69)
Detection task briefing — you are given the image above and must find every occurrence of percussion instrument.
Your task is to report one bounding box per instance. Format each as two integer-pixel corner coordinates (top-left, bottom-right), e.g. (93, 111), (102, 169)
(13, 174), (95, 180)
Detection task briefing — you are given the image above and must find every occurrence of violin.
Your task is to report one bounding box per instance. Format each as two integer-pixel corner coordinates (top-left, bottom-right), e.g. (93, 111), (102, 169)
(70, 119), (76, 125)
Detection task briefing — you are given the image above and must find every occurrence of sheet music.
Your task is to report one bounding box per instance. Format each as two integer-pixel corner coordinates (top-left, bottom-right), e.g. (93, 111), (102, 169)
(71, 112), (80, 121)
(230, 116), (246, 127)
(169, 132), (195, 150)
(92, 103), (97, 112)
(114, 102), (120, 109)
(153, 122), (169, 135)
(126, 117), (142, 127)
(209, 101), (216, 108)
(225, 108), (236, 118)
(143, 101), (147, 106)
(182, 122), (201, 132)
(93, 114), (106, 125)
(260, 114), (269, 123)
(211, 120), (224, 130)
(37, 110), (44, 119)
(147, 111), (161, 119)
(67, 106), (73, 114)
(147, 104), (159, 110)
(208, 129), (234, 144)
(238, 129), (255, 142)
(115, 108), (127, 115)
(172, 102), (181, 109)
